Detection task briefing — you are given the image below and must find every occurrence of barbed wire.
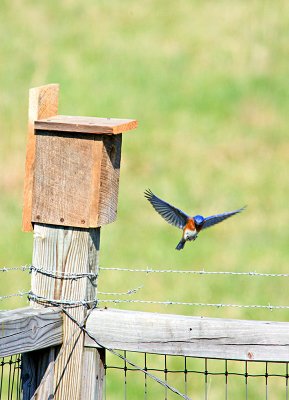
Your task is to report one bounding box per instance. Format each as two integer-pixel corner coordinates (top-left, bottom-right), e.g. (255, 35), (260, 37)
(3, 291), (287, 311)
(98, 298), (289, 310)
(29, 265), (98, 281)
(28, 292), (98, 308)
(28, 285), (143, 308)
(98, 285), (143, 296)
(99, 266), (289, 278)
(0, 265), (98, 280)
(0, 265), (30, 273)
(0, 291), (29, 302)
(3, 291), (288, 311)
(2, 263), (289, 311)
(0, 285), (142, 306)
(2, 264), (289, 279)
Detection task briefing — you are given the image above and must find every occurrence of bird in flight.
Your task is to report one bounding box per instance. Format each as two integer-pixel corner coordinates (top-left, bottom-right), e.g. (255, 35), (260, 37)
(144, 189), (245, 250)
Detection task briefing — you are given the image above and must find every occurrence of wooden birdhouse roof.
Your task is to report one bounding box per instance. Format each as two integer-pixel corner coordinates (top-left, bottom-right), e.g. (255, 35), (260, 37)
(35, 115), (138, 135)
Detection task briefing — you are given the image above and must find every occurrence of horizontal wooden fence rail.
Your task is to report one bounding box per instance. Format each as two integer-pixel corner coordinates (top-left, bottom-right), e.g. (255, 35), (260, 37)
(85, 308), (289, 363)
(0, 307), (62, 357)
(3, 306), (289, 363)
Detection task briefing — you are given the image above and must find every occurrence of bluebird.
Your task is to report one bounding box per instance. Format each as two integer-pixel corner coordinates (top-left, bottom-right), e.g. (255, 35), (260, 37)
(144, 189), (245, 250)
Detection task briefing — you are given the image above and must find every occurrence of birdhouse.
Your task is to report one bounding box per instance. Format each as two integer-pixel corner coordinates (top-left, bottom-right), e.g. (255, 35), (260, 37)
(22, 84), (137, 231)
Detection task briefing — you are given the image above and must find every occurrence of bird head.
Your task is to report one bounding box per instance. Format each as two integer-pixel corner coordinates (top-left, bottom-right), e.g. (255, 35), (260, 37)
(193, 215), (205, 227)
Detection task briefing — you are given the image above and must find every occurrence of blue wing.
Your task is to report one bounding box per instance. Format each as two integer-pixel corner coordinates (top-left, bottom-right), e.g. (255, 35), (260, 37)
(202, 207), (245, 230)
(144, 189), (188, 229)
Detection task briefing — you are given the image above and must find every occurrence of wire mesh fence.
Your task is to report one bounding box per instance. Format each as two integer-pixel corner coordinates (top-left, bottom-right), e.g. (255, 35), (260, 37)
(0, 355), (21, 400)
(104, 351), (289, 400)
(1, 352), (289, 399)
(2, 264), (289, 399)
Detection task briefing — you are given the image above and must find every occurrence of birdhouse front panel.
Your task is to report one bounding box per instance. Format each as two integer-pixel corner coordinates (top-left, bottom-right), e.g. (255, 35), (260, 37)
(32, 130), (105, 228)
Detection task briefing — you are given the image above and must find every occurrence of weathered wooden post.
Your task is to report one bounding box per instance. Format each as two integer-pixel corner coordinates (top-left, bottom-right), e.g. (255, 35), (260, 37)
(22, 84), (137, 399)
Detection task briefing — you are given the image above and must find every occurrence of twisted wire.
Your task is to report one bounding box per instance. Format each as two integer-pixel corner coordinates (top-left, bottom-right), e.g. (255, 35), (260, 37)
(0, 265), (98, 280)
(100, 266), (289, 278)
(29, 265), (98, 280)
(0, 291), (29, 302)
(0, 265), (31, 273)
(98, 298), (289, 310)
(98, 285), (143, 296)
(28, 292), (98, 309)
(2, 264), (289, 279)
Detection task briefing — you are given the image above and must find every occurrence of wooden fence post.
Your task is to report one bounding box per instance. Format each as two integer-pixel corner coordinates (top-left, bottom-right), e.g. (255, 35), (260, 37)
(22, 84), (60, 399)
(22, 84), (137, 399)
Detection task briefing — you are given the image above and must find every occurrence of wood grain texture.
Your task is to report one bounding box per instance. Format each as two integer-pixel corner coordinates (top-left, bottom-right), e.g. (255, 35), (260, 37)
(85, 308), (289, 362)
(29, 223), (100, 400)
(35, 115), (137, 134)
(0, 307), (62, 357)
(98, 134), (122, 226)
(22, 84), (59, 232)
(80, 347), (105, 400)
(32, 132), (122, 228)
(32, 131), (103, 228)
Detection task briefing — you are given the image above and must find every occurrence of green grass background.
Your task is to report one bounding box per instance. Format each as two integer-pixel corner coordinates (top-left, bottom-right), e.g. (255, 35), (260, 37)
(0, 1), (289, 398)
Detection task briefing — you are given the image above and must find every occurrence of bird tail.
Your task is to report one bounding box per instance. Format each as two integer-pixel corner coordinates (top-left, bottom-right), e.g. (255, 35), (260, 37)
(176, 239), (186, 251)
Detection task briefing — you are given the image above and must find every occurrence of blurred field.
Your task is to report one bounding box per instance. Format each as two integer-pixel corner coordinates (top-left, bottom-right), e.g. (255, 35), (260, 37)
(0, 0), (289, 397)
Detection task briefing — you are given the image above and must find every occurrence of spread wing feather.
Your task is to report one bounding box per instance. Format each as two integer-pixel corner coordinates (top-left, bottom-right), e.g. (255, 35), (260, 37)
(144, 189), (188, 229)
(202, 207), (245, 230)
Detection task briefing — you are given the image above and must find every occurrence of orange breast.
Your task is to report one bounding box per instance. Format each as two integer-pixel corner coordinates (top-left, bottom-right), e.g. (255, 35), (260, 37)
(186, 218), (196, 230)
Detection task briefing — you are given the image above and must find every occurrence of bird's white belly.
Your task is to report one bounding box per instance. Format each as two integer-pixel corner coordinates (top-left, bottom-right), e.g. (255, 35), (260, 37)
(184, 229), (197, 241)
